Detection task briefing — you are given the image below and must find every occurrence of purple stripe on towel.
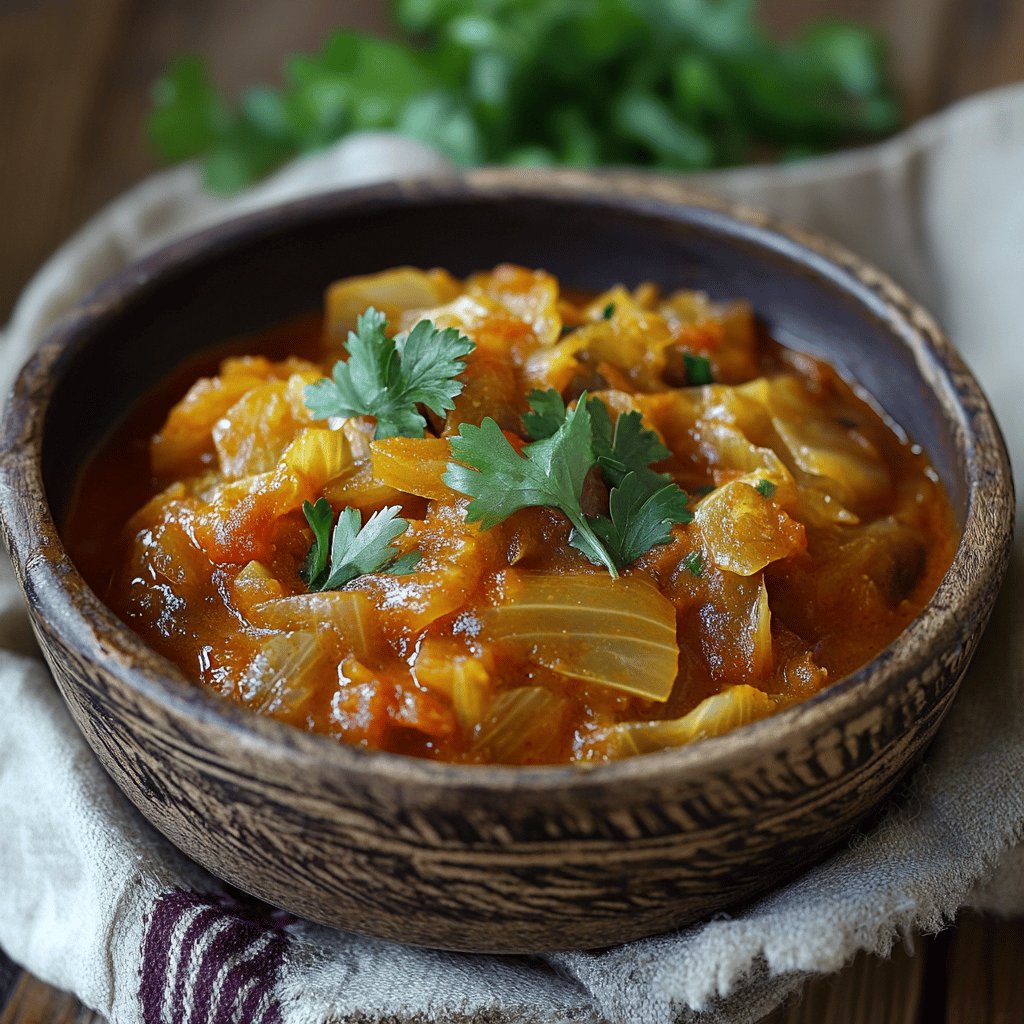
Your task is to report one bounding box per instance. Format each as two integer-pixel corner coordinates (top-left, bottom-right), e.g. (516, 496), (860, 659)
(140, 888), (289, 1024)
(233, 938), (288, 1024)
(172, 905), (233, 1017)
(140, 888), (195, 1024)
(209, 929), (288, 1024)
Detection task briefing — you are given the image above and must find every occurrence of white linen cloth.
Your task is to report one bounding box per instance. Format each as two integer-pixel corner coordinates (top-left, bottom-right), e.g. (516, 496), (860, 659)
(1, 86), (1022, 1024)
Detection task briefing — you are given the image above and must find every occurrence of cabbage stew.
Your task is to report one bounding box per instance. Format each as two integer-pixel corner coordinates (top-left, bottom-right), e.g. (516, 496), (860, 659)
(65, 265), (956, 764)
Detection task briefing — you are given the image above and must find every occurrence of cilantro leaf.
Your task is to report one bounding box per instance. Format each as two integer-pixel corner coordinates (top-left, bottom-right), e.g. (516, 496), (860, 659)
(304, 308), (474, 439)
(683, 352), (714, 385)
(303, 503), (421, 592)
(524, 390), (671, 488)
(755, 478), (777, 498)
(300, 497), (335, 590)
(571, 473), (693, 570)
(602, 301), (616, 319)
(444, 396), (620, 577)
(522, 388), (568, 441)
(590, 403), (672, 488)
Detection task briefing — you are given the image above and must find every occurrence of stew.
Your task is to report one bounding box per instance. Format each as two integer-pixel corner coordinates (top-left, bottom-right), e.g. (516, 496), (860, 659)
(65, 265), (956, 764)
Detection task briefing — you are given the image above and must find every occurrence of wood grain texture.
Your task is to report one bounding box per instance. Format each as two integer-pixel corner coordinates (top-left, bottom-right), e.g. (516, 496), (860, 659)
(0, 0), (389, 321)
(0, 970), (101, 1024)
(945, 913), (1024, 1023)
(765, 941), (926, 1024)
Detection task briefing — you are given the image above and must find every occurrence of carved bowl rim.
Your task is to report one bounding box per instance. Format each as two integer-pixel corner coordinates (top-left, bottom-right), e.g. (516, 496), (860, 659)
(0, 167), (1014, 796)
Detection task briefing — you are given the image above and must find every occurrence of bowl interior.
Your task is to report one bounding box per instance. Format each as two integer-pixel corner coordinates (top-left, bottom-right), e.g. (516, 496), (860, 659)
(41, 180), (967, 533)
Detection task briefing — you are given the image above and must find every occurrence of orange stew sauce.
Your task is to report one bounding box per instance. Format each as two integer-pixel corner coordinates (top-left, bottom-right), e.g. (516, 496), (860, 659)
(65, 265), (956, 765)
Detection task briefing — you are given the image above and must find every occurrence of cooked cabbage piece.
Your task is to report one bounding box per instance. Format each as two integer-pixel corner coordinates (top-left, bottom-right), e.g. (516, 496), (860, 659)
(239, 631), (325, 717)
(249, 591), (381, 661)
(586, 684), (775, 758)
(484, 572), (679, 701)
(213, 378), (312, 479)
(325, 267), (461, 343)
(471, 687), (565, 763)
(370, 437), (452, 500)
(744, 375), (892, 511)
(695, 479), (805, 576)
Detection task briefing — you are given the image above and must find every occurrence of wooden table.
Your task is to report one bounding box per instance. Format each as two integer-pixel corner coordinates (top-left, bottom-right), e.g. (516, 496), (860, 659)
(1, 1), (1022, 1021)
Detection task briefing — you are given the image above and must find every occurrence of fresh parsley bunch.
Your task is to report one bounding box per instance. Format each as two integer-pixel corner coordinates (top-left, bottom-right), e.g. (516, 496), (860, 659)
(148, 0), (899, 192)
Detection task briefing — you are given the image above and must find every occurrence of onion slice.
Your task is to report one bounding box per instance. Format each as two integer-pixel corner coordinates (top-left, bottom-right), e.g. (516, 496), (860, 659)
(484, 571), (679, 701)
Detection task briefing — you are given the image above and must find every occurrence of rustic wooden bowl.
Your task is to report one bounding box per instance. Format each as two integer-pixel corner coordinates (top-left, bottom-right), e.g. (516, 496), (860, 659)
(0, 170), (1013, 953)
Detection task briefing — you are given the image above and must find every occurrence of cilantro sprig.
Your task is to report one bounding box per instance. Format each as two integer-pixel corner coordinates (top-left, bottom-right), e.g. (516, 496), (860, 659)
(446, 390), (693, 577)
(445, 397), (619, 577)
(300, 497), (420, 592)
(571, 472), (692, 570)
(305, 308), (474, 439)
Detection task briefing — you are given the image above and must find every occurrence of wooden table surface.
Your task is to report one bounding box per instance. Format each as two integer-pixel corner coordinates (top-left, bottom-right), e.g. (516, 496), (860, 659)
(2, 1), (1023, 1021)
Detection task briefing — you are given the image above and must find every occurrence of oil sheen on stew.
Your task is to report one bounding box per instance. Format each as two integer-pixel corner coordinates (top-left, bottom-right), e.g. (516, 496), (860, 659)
(65, 265), (957, 765)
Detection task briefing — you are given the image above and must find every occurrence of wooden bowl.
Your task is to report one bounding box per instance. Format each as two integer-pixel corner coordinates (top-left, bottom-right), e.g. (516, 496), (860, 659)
(0, 170), (1013, 953)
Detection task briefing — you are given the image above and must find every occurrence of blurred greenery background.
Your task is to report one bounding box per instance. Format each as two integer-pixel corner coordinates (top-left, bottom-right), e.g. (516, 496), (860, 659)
(148, 0), (901, 192)
(3, 0), (1022, 318)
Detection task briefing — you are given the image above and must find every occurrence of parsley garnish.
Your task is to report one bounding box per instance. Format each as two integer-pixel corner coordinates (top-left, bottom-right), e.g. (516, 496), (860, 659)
(300, 497), (335, 588)
(602, 302), (616, 320)
(755, 478), (777, 498)
(571, 472), (692, 570)
(587, 398), (672, 490)
(525, 388), (673, 491)
(522, 388), (569, 442)
(304, 308), (474, 440)
(577, 403), (693, 568)
(445, 397), (620, 577)
(683, 352), (714, 386)
(446, 391), (692, 577)
(300, 498), (420, 592)
(682, 551), (704, 577)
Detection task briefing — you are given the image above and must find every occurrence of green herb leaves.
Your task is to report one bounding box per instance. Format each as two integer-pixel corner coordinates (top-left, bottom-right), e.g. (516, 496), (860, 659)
(571, 473), (693, 571)
(149, 8), (899, 193)
(304, 308), (474, 439)
(588, 398), (672, 491)
(301, 498), (420, 592)
(300, 496), (335, 588)
(445, 399), (619, 576)
(446, 389), (693, 577)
